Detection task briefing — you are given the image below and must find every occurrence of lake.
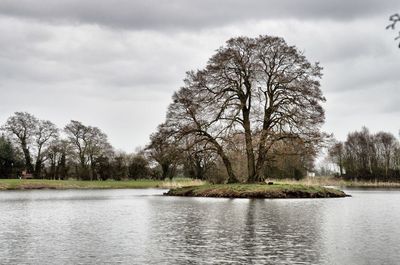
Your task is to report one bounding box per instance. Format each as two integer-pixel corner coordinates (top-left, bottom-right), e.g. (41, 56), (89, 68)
(1, 188), (399, 264)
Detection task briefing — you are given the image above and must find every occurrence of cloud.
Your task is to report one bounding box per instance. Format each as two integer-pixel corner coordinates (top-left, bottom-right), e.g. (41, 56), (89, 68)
(0, 0), (400, 150)
(0, 0), (398, 30)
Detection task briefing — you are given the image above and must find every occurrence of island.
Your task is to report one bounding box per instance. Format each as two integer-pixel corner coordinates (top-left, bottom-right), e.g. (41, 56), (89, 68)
(165, 183), (348, 199)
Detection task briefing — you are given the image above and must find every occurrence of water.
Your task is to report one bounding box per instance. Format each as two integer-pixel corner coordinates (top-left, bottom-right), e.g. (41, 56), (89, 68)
(1, 188), (400, 265)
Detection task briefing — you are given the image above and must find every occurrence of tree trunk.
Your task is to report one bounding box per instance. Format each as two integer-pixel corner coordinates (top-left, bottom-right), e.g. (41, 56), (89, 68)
(254, 104), (274, 182)
(80, 160), (86, 180)
(254, 122), (271, 182)
(89, 156), (95, 181)
(339, 155), (343, 176)
(21, 139), (34, 173)
(161, 163), (170, 180)
(34, 147), (42, 178)
(242, 108), (256, 182)
(195, 159), (204, 180)
(59, 153), (66, 180)
(34, 160), (42, 178)
(254, 139), (267, 182)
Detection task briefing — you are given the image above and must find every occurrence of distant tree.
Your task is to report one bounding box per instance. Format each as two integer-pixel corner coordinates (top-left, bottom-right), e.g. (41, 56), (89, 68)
(330, 127), (400, 181)
(44, 139), (71, 180)
(64, 120), (90, 179)
(0, 135), (23, 178)
(1, 113), (135, 180)
(128, 154), (150, 180)
(374, 132), (397, 177)
(95, 155), (113, 180)
(345, 127), (375, 178)
(64, 120), (112, 180)
(110, 152), (129, 180)
(387, 14), (400, 47)
(1, 112), (38, 173)
(86, 126), (113, 180)
(146, 123), (181, 180)
(33, 120), (58, 177)
(328, 141), (345, 176)
(1, 112), (59, 178)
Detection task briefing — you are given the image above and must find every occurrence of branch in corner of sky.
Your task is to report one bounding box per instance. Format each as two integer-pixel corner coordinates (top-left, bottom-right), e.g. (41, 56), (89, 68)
(386, 13), (400, 30)
(386, 14), (400, 47)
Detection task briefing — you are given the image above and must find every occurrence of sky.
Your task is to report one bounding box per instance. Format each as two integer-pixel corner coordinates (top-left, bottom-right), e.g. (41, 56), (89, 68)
(0, 0), (399, 152)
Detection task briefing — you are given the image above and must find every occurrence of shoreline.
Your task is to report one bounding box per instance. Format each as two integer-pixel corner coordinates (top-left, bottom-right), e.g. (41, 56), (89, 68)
(270, 177), (400, 189)
(2, 178), (400, 194)
(0, 179), (204, 191)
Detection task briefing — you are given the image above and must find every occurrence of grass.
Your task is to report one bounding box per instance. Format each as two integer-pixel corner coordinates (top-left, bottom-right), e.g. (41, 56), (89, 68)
(0, 178), (205, 191)
(2, 176), (396, 194)
(269, 176), (400, 188)
(165, 183), (348, 198)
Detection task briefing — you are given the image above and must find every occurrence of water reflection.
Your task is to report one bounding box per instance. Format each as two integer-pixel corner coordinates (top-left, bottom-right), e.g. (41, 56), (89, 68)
(142, 197), (326, 264)
(0, 189), (400, 264)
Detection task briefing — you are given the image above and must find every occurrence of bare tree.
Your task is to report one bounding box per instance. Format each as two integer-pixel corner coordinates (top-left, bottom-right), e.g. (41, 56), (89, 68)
(34, 120), (58, 177)
(329, 141), (345, 176)
(252, 36), (325, 181)
(64, 121), (112, 180)
(332, 127), (400, 181)
(44, 139), (71, 180)
(167, 82), (239, 183)
(146, 123), (181, 180)
(165, 35), (325, 183)
(64, 120), (89, 178)
(1, 112), (38, 173)
(86, 126), (113, 180)
(204, 37), (258, 180)
(374, 132), (397, 177)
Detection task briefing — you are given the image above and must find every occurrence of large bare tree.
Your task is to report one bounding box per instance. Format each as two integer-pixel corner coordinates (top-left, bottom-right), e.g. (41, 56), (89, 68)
(165, 35), (325, 183)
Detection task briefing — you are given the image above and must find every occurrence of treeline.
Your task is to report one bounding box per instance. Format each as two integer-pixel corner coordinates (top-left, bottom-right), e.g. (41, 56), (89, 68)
(0, 111), (318, 183)
(0, 112), (155, 180)
(329, 127), (400, 181)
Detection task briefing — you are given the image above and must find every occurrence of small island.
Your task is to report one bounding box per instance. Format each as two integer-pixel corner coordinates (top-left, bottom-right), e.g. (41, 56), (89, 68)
(165, 183), (348, 199)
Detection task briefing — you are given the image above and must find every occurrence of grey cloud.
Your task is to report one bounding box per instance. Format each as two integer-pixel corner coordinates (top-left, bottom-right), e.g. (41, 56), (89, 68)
(0, 0), (399, 30)
(1, 1), (400, 150)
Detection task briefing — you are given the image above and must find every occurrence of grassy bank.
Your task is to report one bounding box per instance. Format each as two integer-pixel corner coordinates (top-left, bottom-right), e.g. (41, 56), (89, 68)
(271, 177), (400, 188)
(0, 178), (204, 191)
(165, 183), (348, 198)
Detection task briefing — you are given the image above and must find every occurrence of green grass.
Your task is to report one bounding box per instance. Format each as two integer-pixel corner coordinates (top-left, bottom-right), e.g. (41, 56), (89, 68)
(271, 176), (400, 188)
(0, 178), (205, 190)
(165, 183), (348, 198)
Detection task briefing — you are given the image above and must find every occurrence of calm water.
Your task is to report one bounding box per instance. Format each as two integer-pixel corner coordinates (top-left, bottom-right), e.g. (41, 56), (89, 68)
(1, 188), (400, 265)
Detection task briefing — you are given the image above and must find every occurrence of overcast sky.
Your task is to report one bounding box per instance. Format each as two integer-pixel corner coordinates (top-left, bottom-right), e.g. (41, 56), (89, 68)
(0, 0), (399, 152)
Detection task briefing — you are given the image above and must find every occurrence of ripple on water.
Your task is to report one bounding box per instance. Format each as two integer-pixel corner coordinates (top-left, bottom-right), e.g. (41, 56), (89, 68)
(0, 189), (400, 264)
